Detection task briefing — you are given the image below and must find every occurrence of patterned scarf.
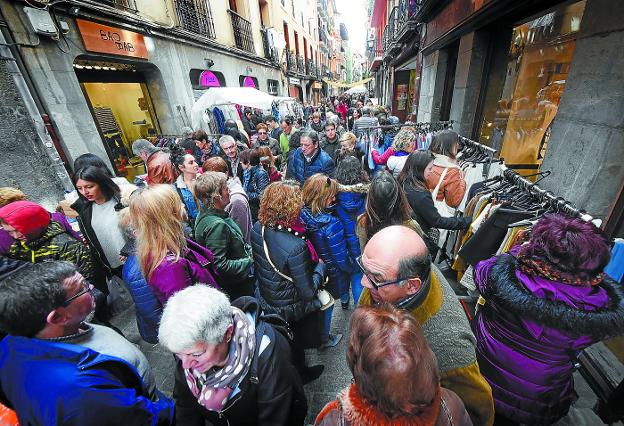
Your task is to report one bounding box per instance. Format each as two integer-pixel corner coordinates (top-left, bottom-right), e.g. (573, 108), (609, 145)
(516, 248), (605, 286)
(184, 307), (255, 412)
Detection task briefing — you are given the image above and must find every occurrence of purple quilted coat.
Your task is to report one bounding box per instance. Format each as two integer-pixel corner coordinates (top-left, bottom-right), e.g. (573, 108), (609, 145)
(472, 253), (624, 425)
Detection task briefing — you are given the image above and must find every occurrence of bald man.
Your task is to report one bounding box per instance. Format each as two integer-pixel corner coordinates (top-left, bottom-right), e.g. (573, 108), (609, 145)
(358, 225), (494, 426)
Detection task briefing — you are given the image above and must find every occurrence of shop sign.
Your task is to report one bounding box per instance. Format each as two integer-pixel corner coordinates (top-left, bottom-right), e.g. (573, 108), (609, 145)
(312, 81), (322, 90)
(200, 70), (221, 87)
(396, 84), (408, 110)
(289, 77), (301, 86)
(76, 19), (148, 59)
(243, 76), (257, 88)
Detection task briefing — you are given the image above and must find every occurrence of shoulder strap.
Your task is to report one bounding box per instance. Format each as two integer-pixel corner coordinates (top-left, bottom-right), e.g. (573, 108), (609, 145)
(261, 226), (294, 282)
(431, 167), (450, 199)
(248, 320), (265, 385)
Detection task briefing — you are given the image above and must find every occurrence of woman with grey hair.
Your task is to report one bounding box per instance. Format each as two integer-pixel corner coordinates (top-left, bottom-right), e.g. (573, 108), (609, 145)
(194, 172), (254, 300)
(159, 285), (307, 426)
(386, 128), (417, 178)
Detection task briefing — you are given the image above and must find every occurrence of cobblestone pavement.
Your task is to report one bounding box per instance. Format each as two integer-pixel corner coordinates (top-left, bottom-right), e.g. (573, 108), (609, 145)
(110, 275), (612, 425)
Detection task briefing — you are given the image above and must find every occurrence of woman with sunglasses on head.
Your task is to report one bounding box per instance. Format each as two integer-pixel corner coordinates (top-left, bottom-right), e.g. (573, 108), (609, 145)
(252, 123), (281, 163)
(301, 174), (353, 349)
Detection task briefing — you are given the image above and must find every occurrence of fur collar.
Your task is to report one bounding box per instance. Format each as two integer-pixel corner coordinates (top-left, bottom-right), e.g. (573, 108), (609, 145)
(487, 255), (624, 339)
(330, 384), (441, 426)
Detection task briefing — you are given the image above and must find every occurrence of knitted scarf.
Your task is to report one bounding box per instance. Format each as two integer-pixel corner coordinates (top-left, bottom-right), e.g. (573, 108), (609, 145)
(184, 308), (255, 412)
(516, 247), (605, 286)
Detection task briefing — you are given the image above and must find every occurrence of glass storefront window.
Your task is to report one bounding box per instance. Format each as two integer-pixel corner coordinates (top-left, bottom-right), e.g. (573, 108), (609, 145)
(478, 0), (586, 170)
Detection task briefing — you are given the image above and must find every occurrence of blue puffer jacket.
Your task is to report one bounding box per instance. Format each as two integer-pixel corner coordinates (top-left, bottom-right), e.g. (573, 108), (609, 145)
(300, 207), (353, 297)
(336, 192), (366, 261)
(287, 147), (335, 184)
(0, 336), (174, 426)
(121, 255), (163, 344)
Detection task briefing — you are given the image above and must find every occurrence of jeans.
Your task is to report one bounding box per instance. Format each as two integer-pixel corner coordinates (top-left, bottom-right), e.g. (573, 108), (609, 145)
(340, 272), (363, 305)
(322, 306), (334, 340)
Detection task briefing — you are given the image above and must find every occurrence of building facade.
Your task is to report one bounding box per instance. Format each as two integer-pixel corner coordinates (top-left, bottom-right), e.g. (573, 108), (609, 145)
(368, 0), (624, 234)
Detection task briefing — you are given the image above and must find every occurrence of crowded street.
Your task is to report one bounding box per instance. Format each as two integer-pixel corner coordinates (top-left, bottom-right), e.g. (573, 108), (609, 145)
(0, 0), (623, 425)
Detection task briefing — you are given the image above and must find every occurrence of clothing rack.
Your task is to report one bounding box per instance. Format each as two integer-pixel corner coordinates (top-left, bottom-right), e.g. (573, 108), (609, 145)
(359, 120), (454, 131)
(457, 135), (595, 223)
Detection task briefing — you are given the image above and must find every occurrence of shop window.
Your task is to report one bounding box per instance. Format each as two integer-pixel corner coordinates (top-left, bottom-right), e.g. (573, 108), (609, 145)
(267, 79), (279, 95)
(239, 75), (259, 89)
(477, 0), (586, 170)
(189, 69), (226, 89)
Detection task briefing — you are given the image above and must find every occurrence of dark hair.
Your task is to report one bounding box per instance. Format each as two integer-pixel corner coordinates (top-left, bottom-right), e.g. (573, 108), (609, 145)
(169, 143), (189, 172)
(295, 118), (303, 126)
(74, 166), (120, 202)
(335, 156), (368, 185)
(264, 115), (276, 123)
(250, 148), (262, 167)
(429, 130), (459, 159)
(282, 116), (293, 126)
(397, 151), (434, 191)
(224, 119), (237, 130)
(239, 149), (252, 165)
(0, 261), (77, 337)
(299, 130), (319, 146)
(73, 153), (114, 177)
(398, 252), (431, 282)
(518, 214), (611, 280)
(324, 122), (336, 130)
(347, 304), (439, 417)
(288, 131), (302, 150)
(361, 171), (413, 239)
(179, 138), (195, 151)
(192, 129), (208, 142)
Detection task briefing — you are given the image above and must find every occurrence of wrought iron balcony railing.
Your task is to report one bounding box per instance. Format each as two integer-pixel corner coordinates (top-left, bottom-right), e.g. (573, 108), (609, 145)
(174, 0), (216, 39)
(286, 50), (296, 72)
(260, 27), (279, 65)
(102, 0), (137, 12)
(296, 55), (305, 73)
(228, 9), (255, 53)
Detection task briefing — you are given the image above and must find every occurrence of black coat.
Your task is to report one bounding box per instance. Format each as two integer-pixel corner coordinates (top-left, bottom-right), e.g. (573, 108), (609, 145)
(173, 297), (307, 426)
(404, 184), (471, 233)
(251, 222), (324, 323)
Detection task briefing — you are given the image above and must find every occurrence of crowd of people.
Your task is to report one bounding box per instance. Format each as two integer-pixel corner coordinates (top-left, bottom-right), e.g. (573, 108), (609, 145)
(0, 94), (623, 426)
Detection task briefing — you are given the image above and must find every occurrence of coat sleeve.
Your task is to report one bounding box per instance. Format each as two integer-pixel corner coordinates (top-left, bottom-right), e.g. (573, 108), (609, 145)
(286, 243), (323, 320)
(442, 168), (467, 208)
(227, 200), (252, 243)
(440, 363), (494, 426)
(197, 220), (251, 279)
(256, 332), (298, 426)
(323, 157), (335, 178)
(172, 363), (205, 426)
(473, 256), (498, 295)
(149, 260), (193, 305)
(324, 219), (353, 274)
(371, 147), (394, 165)
(249, 169), (269, 202)
(60, 240), (96, 284)
(413, 190), (471, 231)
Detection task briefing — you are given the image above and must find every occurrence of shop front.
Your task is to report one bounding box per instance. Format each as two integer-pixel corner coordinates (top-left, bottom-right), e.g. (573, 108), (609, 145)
(239, 75), (259, 89)
(310, 81), (322, 105)
(74, 19), (162, 179)
(288, 77), (303, 101)
(476, 0), (587, 170)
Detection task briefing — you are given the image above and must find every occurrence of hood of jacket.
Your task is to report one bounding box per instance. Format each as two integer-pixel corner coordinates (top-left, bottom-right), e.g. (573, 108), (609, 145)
(432, 154), (460, 169)
(487, 255), (624, 340)
(337, 191), (366, 214)
(300, 207), (332, 232)
(227, 177), (248, 199)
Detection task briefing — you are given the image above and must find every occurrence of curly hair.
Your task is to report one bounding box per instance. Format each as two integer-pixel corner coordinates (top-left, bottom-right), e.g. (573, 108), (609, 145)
(258, 180), (303, 228)
(392, 129), (417, 153)
(0, 187), (27, 208)
(335, 156), (368, 185)
(517, 214), (611, 280)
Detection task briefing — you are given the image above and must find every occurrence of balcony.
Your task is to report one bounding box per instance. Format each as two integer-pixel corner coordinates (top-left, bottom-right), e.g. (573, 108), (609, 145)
(260, 27), (279, 65)
(101, 0), (137, 11)
(174, 0), (216, 39)
(306, 59), (317, 78)
(286, 50), (296, 73)
(367, 48), (383, 72)
(296, 55), (305, 74)
(382, 0), (421, 57)
(228, 9), (255, 53)
(322, 65), (331, 79)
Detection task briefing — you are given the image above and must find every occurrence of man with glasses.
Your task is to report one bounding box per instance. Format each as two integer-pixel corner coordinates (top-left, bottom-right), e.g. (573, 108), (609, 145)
(0, 262), (165, 415)
(358, 226), (494, 426)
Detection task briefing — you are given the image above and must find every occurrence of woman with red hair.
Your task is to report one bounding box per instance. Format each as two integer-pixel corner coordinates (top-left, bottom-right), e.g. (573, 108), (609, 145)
(315, 304), (471, 425)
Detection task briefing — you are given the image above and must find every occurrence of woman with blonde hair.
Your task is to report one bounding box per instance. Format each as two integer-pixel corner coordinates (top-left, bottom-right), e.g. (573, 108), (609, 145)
(129, 184), (218, 304)
(337, 131), (363, 163)
(386, 128), (417, 178)
(194, 172), (253, 300)
(301, 174), (353, 349)
(251, 180), (326, 383)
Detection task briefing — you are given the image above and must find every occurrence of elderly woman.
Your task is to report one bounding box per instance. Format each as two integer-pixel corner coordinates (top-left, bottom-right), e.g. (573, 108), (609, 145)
(251, 180), (326, 383)
(473, 214), (624, 425)
(315, 304), (472, 425)
(129, 184), (218, 305)
(194, 172), (253, 301)
(386, 128), (417, 178)
(159, 285), (307, 426)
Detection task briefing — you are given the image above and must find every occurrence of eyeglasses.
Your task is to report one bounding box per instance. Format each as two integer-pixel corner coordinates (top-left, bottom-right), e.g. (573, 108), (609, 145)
(356, 256), (407, 290)
(257, 131), (267, 135)
(62, 279), (93, 306)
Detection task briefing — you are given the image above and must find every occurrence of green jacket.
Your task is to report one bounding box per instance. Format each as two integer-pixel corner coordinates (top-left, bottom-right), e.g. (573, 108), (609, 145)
(194, 208), (252, 284)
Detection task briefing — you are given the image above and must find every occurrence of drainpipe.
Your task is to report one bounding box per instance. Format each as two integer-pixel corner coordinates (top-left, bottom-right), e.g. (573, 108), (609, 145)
(0, 10), (73, 191)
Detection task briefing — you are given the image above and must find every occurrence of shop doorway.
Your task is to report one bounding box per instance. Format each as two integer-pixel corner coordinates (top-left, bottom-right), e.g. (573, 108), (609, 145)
(440, 40), (459, 121)
(74, 59), (161, 178)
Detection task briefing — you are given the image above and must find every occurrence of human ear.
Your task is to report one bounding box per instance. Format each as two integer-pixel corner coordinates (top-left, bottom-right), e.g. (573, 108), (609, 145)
(47, 308), (67, 326)
(404, 277), (422, 296)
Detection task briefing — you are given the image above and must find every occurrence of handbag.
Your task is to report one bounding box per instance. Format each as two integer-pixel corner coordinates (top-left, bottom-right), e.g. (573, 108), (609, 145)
(261, 226), (334, 311)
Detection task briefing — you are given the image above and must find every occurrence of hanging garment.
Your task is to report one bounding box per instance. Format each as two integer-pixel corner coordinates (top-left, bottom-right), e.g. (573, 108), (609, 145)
(605, 239), (624, 283)
(212, 107), (226, 134)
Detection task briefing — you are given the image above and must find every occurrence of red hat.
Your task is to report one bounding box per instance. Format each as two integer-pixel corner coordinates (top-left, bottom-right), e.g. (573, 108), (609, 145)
(0, 201), (50, 239)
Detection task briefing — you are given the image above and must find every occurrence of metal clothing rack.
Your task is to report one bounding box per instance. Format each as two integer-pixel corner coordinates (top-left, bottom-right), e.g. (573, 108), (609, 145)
(359, 120), (455, 132)
(457, 135), (595, 223)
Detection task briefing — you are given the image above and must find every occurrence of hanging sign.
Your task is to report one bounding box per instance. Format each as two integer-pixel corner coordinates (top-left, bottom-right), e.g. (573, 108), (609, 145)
(76, 19), (148, 59)
(200, 70), (221, 87)
(288, 77), (301, 86)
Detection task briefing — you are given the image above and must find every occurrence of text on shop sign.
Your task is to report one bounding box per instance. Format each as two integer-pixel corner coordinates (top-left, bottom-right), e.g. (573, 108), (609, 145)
(77, 19), (149, 60)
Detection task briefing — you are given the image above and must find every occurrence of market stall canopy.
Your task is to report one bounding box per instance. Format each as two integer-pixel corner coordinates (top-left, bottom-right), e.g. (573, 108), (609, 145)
(345, 85), (367, 94)
(192, 87), (293, 130)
